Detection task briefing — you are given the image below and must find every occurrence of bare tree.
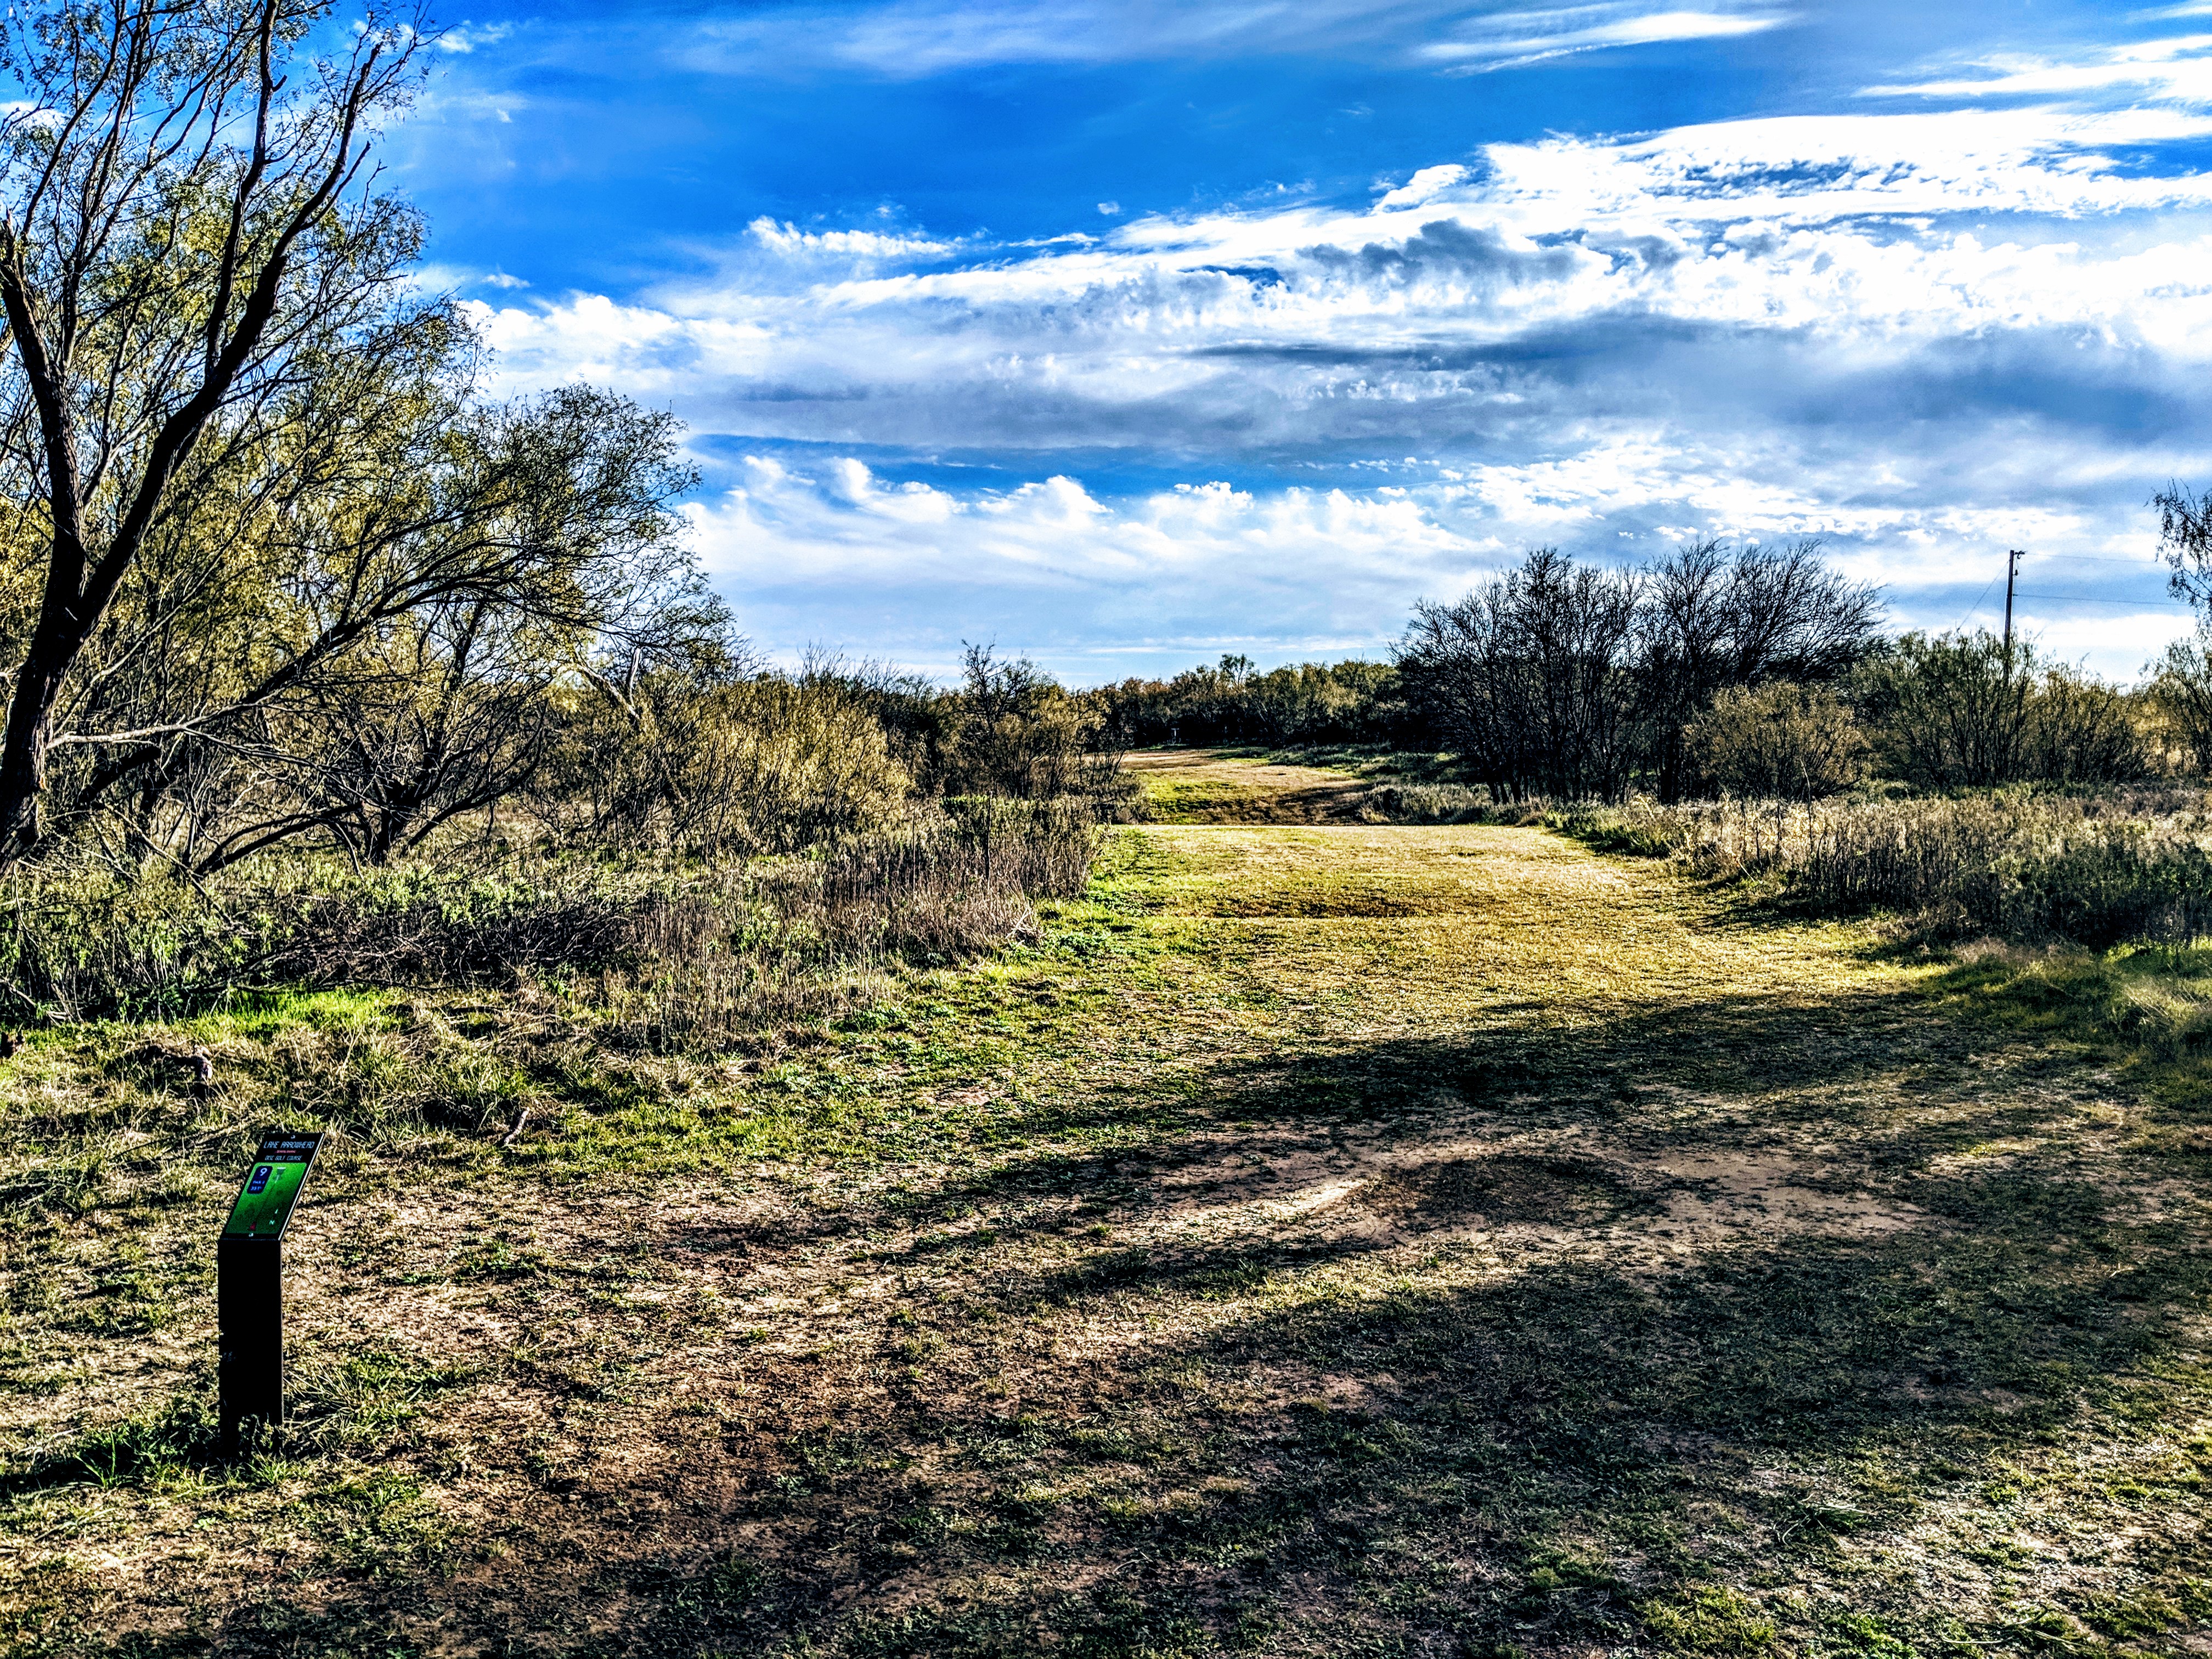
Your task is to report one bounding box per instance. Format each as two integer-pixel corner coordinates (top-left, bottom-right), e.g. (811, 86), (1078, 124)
(0, 0), (429, 859)
(1638, 538), (1882, 800)
(1398, 548), (1643, 801)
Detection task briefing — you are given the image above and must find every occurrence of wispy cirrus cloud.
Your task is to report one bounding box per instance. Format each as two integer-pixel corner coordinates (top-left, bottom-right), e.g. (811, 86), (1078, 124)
(1862, 31), (2212, 103)
(682, 0), (1791, 77)
(1418, 4), (1787, 73)
(431, 20), (514, 54)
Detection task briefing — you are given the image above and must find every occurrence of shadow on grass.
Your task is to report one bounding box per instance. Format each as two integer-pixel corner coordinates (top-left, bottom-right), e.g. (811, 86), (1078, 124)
(46, 979), (2212, 1657)
(0, 1345), (478, 1506)
(600, 1235), (2205, 1657)
(531, 994), (2209, 1655)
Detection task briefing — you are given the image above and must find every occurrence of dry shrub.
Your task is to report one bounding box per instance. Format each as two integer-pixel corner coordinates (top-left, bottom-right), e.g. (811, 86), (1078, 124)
(574, 807), (1100, 1049)
(537, 669), (915, 856)
(1688, 681), (1868, 800)
(1361, 783), (1495, 824)
(1856, 633), (2146, 787)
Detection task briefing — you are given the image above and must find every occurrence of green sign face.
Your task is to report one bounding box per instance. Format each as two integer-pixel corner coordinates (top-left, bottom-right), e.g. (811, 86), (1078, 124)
(221, 1132), (324, 1241)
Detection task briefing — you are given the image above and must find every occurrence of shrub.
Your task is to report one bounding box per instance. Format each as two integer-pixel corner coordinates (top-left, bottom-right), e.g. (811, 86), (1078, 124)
(537, 663), (913, 856)
(2007, 831), (2212, 950)
(1094, 656), (1405, 749)
(1360, 783), (1500, 825)
(939, 646), (1123, 804)
(1855, 632), (2146, 787)
(1687, 681), (1868, 800)
(1549, 807), (1677, 857)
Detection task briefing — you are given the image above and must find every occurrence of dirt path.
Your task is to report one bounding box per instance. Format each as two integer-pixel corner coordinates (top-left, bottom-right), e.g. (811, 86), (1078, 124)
(11, 808), (2212, 1658)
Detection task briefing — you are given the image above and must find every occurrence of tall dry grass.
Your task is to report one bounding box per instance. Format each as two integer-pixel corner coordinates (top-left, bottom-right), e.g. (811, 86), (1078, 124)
(1359, 782), (1550, 826)
(0, 800), (1104, 1034)
(1558, 789), (2212, 946)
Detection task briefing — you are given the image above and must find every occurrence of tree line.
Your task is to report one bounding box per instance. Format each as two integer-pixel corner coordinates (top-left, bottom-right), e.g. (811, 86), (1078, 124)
(1105, 537), (2205, 802)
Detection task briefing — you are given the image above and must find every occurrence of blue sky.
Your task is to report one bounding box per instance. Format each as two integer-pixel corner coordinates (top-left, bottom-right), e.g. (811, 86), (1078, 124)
(390, 0), (2212, 681)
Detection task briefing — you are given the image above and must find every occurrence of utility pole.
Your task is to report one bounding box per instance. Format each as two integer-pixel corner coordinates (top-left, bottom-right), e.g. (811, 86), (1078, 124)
(2002, 549), (2023, 660)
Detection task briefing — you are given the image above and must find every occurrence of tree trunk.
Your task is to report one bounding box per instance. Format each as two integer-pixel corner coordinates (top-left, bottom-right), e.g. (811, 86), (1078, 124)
(0, 626), (81, 855)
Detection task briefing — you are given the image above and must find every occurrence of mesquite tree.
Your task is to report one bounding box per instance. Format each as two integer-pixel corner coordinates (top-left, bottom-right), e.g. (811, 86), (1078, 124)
(1396, 548), (1644, 802)
(168, 380), (712, 871)
(0, 0), (427, 860)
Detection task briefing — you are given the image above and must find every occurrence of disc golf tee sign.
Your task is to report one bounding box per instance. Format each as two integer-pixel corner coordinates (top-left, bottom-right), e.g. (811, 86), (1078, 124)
(223, 1133), (320, 1240)
(217, 1131), (324, 1453)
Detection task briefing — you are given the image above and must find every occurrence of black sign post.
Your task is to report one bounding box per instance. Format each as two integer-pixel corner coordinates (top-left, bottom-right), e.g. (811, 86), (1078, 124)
(217, 1131), (324, 1457)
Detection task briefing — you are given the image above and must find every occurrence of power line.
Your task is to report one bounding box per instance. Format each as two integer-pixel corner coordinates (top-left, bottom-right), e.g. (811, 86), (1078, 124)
(2033, 554), (2165, 567)
(1948, 570), (2000, 632)
(2004, 547), (2022, 655)
(2011, 589), (2190, 608)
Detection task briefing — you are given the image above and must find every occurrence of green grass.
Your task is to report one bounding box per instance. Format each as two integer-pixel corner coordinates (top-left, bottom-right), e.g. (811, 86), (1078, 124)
(2, 806), (2209, 1656)
(1241, 744), (1468, 783)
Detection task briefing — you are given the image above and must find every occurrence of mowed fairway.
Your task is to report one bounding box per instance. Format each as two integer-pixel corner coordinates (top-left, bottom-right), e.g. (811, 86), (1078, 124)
(7, 812), (2212, 1657)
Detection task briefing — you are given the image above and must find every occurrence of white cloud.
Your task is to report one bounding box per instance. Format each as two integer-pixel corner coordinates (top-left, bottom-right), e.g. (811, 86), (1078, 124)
(469, 101), (2212, 450)
(684, 445), (2185, 682)
(434, 21), (513, 54)
(462, 58), (2212, 683)
(747, 217), (956, 262)
(687, 455), (1494, 673)
(1374, 163), (1468, 208)
(1421, 5), (1787, 73)
(1864, 33), (2212, 103)
(684, 0), (1791, 77)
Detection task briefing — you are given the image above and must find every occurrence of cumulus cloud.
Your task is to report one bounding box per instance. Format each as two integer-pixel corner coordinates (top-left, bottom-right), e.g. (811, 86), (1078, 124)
(681, 446), (2189, 680)
(468, 101), (2212, 442)
(746, 217), (956, 262)
(685, 456), (1497, 673)
(463, 40), (2212, 680)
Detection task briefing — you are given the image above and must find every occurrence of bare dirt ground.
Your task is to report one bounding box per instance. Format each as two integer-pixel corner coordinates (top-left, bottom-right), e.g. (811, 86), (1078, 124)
(4, 786), (2209, 1657)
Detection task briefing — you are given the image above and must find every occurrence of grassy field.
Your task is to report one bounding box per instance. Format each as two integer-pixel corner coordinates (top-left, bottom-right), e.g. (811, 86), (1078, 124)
(1122, 749), (1369, 823)
(4, 764), (2210, 1657)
